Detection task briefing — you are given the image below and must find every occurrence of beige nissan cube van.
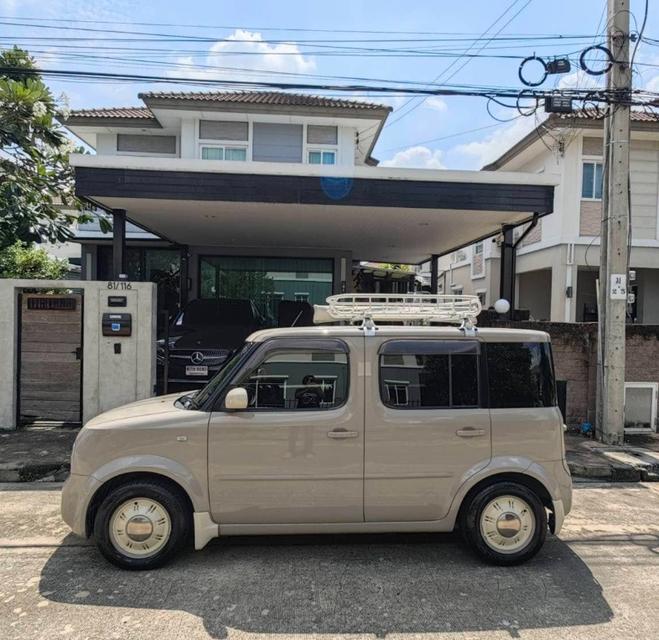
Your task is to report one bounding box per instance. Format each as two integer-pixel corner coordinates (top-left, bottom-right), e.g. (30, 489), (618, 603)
(62, 295), (572, 570)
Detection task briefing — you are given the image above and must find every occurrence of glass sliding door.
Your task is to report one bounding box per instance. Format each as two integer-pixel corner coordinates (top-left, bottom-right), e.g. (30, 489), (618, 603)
(199, 256), (334, 326)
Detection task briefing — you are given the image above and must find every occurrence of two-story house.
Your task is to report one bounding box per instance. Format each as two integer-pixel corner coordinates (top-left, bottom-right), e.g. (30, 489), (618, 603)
(437, 110), (659, 323)
(62, 89), (555, 325)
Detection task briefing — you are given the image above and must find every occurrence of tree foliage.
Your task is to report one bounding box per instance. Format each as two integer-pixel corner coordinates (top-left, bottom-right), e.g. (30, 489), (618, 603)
(0, 47), (101, 249)
(0, 242), (68, 279)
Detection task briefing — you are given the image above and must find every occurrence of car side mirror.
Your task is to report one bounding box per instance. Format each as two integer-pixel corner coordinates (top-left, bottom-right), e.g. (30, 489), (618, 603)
(224, 387), (249, 411)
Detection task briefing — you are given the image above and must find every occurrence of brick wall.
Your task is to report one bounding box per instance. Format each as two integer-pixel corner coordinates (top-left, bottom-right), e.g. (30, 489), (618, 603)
(478, 316), (659, 426)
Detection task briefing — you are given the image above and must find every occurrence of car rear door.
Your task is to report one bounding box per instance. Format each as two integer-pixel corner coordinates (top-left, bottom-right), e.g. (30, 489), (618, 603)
(364, 337), (491, 522)
(207, 336), (365, 525)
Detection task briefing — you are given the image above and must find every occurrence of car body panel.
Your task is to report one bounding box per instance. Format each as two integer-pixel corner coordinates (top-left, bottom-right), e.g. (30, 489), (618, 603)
(61, 324), (571, 551)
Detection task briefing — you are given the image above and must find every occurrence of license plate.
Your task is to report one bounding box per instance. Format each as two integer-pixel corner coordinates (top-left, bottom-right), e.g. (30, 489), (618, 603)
(186, 365), (208, 376)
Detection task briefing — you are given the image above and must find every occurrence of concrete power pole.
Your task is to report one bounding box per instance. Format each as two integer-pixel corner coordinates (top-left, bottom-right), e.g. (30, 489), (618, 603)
(598, 0), (631, 445)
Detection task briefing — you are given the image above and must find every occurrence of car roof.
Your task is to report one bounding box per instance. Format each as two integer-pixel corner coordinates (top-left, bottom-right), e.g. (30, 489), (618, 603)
(248, 325), (550, 343)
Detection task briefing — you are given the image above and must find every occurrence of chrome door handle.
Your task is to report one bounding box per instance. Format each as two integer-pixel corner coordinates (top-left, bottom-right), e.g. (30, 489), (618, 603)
(456, 427), (486, 437)
(327, 429), (359, 439)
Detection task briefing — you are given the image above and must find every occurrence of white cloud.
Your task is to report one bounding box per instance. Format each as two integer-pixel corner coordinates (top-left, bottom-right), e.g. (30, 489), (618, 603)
(452, 116), (542, 168)
(425, 96), (448, 112)
(381, 145), (445, 169)
(174, 29), (316, 82)
(646, 75), (659, 93)
(557, 69), (603, 91)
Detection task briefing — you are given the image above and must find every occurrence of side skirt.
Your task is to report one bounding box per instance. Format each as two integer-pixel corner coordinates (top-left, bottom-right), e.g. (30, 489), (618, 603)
(218, 519), (456, 537)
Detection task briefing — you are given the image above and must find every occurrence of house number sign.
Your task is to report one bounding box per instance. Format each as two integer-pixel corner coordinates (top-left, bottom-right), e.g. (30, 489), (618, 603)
(609, 274), (627, 300)
(107, 281), (133, 290)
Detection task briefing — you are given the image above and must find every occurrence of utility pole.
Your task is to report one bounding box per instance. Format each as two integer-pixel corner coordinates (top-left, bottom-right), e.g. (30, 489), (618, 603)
(598, 0), (631, 445)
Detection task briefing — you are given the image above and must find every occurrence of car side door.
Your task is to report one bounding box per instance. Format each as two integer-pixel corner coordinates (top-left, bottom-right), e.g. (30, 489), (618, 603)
(364, 337), (492, 522)
(207, 336), (365, 525)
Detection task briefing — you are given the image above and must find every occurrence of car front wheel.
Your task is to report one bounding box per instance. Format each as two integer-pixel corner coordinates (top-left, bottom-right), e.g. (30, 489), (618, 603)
(93, 479), (190, 570)
(461, 481), (547, 565)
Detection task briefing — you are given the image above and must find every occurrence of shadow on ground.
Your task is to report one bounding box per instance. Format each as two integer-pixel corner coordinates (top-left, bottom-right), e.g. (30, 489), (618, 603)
(40, 532), (613, 638)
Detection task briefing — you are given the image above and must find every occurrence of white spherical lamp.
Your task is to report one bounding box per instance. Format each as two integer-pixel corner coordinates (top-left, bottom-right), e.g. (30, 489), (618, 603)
(494, 298), (511, 315)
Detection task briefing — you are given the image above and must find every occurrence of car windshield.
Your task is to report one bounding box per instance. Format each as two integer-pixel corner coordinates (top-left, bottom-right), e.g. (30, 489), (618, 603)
(189, 342), (254, 409)
(175, 299), (257, 329)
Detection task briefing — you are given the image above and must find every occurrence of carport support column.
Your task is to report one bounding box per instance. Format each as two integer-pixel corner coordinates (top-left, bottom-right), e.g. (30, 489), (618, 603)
(112, 209), (127, 279)
(430, 254), (439, 294)
(499, 224), (516, 313)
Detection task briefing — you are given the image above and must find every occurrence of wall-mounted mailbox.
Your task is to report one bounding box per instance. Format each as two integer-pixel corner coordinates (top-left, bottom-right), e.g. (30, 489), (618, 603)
(102, 313), (132, 337)
(108, 296), (127, 307)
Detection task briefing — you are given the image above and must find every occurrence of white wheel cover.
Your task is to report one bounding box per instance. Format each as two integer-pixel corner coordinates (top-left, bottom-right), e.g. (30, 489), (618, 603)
(109, 498), (172, 559)
(479, 494), (536, 554)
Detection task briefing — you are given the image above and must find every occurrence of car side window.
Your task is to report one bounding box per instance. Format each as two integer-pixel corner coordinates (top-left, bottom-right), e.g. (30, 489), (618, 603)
(379, 340), (480, 409)
(486, 342), (556, 408)
(237, 349), (349, 410)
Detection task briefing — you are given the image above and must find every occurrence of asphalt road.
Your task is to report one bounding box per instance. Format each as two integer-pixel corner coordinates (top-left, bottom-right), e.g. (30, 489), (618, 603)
(0, 482), (658, 640)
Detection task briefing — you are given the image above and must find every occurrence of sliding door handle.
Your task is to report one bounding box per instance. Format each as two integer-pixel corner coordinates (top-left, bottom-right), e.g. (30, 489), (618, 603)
(456, 427), (486, 437)
(327, 429), (359, 439)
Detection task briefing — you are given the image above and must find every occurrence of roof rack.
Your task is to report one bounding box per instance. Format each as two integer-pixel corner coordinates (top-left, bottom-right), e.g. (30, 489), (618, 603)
(313, 293), (482, 329)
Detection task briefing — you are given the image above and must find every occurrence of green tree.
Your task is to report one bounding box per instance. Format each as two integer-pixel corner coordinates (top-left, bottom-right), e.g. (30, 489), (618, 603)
(0, 47), (102, 249)
(0, 242), (68, 279)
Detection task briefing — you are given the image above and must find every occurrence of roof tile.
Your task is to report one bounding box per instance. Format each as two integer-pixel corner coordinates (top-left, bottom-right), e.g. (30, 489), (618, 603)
(554, 108), (659, 122)
(67, 106), (154, 119)
(138, 90), (390, 111)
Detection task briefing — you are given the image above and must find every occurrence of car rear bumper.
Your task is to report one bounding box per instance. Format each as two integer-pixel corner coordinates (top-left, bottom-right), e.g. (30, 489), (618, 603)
(551, 498), (565, 535)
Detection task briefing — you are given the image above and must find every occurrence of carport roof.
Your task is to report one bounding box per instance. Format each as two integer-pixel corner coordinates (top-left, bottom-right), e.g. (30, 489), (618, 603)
(71, 154), (556, 264)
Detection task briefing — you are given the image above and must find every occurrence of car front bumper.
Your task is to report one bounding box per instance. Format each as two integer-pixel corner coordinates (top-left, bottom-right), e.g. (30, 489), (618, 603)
(61, 472), (101, 538)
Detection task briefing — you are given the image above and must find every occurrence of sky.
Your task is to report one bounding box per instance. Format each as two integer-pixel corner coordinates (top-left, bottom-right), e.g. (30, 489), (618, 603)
(2, 0), (658, 170)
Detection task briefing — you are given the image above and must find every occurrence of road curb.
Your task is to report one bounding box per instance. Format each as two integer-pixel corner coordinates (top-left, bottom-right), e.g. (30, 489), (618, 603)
(0, 461), (70, 483)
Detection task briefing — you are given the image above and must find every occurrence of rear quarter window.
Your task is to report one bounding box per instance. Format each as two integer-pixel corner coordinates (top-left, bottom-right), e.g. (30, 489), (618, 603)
(486, 341), (556, 408)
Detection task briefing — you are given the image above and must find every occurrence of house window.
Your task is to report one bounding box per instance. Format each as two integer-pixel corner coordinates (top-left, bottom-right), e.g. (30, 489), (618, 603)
(200, 146), (247, 161)
(581, 161), (603, 199)
(308, 150), (336, 165)
(199, 120), (248, 161)
(452, 249), (467, 263)
(294, 292), (310, 302)
(199, 256), (333, 321)
(116, 134), (177, 155)
(471, 242), (484, 278)
(307, 125), (337, 165)
(476, 291), (486, 306)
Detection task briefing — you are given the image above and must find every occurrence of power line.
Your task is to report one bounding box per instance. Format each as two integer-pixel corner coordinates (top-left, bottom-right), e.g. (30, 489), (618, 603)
(3, 65), (657, 104)
(383, 0), (533, 130)
(0, 15), (604, 38)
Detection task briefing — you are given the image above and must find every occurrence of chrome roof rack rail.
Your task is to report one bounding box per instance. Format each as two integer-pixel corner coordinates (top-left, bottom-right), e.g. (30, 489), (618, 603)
(313, 293), (482, 331)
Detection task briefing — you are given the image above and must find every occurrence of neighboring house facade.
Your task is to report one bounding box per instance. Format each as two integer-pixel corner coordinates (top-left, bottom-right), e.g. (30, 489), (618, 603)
(62, 89), (554, 325)
(439, 111), (659, 323)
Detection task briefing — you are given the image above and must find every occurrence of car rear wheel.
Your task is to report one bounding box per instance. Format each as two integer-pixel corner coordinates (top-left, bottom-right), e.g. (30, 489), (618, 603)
(93, 479), (190, 570)
(460, 481), (547, 565)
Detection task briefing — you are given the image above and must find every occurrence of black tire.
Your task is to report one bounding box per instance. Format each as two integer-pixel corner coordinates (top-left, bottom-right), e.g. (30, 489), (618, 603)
(93, 479), (190, 570)
(460, 481), (547, 566)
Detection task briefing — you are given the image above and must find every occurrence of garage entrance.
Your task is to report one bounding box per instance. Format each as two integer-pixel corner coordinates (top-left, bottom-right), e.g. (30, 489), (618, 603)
(18, 292), (83, 426)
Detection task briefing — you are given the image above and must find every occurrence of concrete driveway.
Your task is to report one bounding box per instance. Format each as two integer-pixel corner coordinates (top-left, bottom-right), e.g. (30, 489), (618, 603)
(0, 482), (658, 640)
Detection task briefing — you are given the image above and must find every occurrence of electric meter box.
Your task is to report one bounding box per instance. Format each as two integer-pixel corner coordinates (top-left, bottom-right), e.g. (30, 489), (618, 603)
(102, 312), (132, 337)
